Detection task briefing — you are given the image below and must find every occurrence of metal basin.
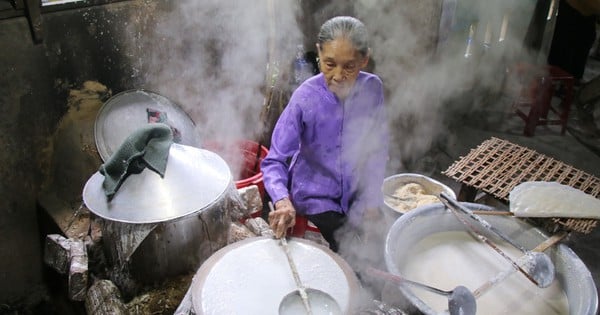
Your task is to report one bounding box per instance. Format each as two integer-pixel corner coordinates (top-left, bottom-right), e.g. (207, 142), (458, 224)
(384, 202), (598, 315)
(382, 173), (456, 220)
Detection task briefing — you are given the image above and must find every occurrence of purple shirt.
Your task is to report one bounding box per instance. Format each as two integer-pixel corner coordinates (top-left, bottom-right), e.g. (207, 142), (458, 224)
(262, 72), (389, 226)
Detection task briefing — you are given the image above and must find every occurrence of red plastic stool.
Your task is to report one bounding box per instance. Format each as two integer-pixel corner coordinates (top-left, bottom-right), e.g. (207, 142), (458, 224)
(546, 65), (574, 134)
(289, 215), (321, 237)
(509, 63), (574, 136)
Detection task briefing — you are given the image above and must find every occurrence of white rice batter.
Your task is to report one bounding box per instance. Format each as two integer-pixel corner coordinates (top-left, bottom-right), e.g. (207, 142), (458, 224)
(510, 181), (600, 219)
(400, 231), (568, 314)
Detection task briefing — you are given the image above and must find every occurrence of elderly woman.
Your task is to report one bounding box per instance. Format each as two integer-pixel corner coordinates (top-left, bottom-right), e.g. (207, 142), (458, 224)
(262, 16), (389, 252)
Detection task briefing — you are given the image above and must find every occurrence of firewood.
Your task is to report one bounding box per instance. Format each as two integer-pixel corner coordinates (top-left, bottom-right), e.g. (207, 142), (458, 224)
(244, 217), (274, 237)
(85, 279), (128, 315)
(227, 221), (256, 244)
(68, 239), (88, 301)
(43, 234), (71, 274)
(237, 185), (263, 219)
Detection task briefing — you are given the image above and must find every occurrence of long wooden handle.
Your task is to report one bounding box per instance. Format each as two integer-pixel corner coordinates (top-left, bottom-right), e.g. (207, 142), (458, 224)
(269, 202), (312, 315)
(440, 192), (529, 254)
(473, 231), (568, 298)
(280, 237), (312, 314)
(472, 210), (513, 216)
(438, 194), (541, 286)
(532, 231), (568, 252)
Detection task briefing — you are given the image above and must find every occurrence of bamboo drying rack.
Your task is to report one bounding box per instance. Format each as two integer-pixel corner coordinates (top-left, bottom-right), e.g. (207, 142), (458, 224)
(443, 137), (600, 234)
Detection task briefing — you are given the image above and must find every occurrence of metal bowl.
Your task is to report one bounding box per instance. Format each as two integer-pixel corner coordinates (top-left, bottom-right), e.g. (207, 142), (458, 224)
(382, 173), (456, 219)
(384, 202), (598, 315)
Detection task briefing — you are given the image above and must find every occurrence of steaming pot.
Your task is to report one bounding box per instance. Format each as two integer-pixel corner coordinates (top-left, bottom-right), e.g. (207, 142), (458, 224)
(83, 143), (234, 284)
(383, 202), (598, 315)
(190, 236), (361, 314)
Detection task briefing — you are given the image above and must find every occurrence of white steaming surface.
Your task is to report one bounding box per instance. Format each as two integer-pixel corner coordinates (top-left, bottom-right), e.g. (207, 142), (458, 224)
(191, 238), (351, 315)
(401, 231), (569, 315)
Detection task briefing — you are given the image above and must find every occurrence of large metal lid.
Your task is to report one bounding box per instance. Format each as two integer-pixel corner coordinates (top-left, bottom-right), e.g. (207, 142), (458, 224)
(190, 237), (360, 315)
(95, 89), (200, 161)
(82, 143), (232, 224)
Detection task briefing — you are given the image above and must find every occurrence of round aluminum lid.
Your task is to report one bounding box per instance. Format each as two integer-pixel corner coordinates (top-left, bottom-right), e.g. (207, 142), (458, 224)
(190, 237), (360, 315)
(95, 89), (200, 162)
(82, 143), (232, 224)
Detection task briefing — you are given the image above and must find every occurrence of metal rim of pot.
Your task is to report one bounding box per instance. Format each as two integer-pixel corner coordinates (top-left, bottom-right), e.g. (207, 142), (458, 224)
(82, 143), (233, 224)
(189, 236), (361, 314)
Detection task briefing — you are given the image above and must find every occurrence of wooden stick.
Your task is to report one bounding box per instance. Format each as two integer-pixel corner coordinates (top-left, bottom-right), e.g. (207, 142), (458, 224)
(472, 210), (513, 216)
(438, 196), (541, 286)
(473, 231), (568, 298)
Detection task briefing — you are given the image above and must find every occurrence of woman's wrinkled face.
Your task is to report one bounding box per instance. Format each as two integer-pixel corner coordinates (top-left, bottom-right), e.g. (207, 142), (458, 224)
(317, 38), (369, 100)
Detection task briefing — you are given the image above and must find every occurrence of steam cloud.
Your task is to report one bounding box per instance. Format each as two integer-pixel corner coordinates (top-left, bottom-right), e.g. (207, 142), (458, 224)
(123, 0), (302, 144)
(353, 0), (539, 173)
(119, 0), (543, 308)
(122, 0), (539, 172)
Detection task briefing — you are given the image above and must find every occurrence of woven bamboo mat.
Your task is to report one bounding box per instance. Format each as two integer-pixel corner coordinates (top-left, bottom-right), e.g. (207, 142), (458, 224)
(443, 137), (600, 233)
(443, 137), (600, 200)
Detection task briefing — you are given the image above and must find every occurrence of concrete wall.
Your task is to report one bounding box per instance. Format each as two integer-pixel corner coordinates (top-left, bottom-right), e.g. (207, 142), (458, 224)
(0, 12), (66, 305)
(0, 0), (302, 306)
(0, 2), (158, 305)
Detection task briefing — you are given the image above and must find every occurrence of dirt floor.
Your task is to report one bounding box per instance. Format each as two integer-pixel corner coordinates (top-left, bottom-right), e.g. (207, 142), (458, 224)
(125, 273), (193, 315)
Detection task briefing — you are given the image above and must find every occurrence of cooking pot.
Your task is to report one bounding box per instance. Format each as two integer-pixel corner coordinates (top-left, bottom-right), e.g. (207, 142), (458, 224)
(189, 236), (361, 315)
(83, 143), (236, 284)
(383, 202), (598, 315)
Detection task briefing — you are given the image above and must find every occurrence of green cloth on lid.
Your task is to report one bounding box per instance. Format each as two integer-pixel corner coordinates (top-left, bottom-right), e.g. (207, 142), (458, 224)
(99, 123), (174, 200)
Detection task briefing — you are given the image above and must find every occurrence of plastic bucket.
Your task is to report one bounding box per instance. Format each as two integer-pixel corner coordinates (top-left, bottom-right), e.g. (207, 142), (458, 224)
(290, 215), (321, 237)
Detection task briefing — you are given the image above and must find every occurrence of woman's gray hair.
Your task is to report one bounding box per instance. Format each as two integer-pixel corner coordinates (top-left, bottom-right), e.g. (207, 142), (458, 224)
(317, 16), (369, 56)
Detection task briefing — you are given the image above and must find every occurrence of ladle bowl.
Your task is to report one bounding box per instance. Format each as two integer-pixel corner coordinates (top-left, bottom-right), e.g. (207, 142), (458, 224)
(448, 285), (477, 315)
(438, 192), (556, 288)
(366, 267), (476, 315)
(527, 251), (555, 288)
(279, 288), (342, 315)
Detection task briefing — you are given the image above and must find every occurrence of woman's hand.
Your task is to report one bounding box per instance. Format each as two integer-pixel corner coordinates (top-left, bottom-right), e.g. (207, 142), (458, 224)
(268, 198), (296, 238)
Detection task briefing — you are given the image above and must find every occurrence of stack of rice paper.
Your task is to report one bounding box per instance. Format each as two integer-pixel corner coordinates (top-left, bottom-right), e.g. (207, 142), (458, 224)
(509, 181), (600, 219)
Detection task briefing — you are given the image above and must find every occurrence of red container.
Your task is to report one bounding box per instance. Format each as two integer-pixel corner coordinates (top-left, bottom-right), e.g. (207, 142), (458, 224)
(204, 140), (269, 218)
(290, 215), (321, 237)
(234, 140), (269, 197)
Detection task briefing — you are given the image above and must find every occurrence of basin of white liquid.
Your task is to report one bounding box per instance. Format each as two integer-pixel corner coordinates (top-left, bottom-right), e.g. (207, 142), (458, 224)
(402, 231), (567, 314)
(384, 202), (598, 315)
